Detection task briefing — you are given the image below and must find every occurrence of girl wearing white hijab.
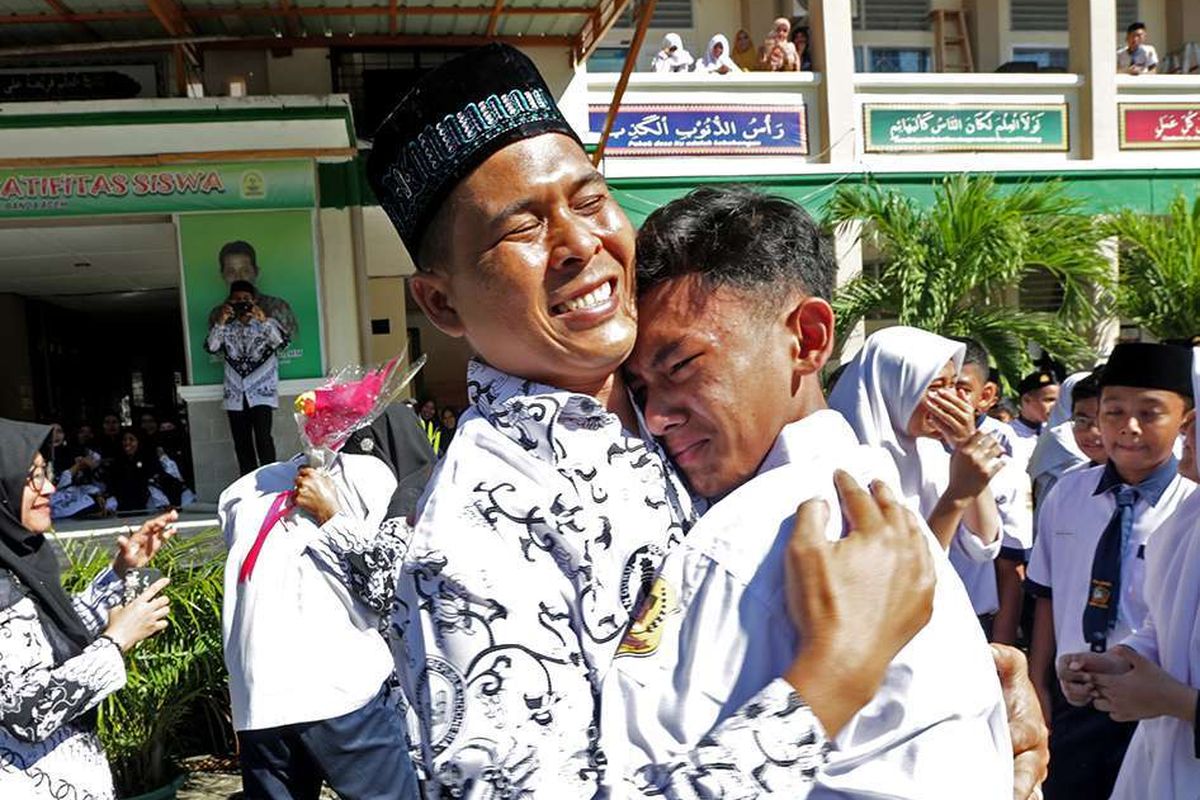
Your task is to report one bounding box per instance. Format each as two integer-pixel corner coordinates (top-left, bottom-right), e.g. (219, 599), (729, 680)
(828, 327), (1005, 557)
(651, 33), (694, 73)
(696, 34), (740, 74)
(1027, 371), (1090, 505)
(1057, 347), (1200, 799)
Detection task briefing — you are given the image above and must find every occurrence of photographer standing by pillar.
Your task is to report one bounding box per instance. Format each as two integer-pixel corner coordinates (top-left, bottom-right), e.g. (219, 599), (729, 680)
(206, 281), (288, 476)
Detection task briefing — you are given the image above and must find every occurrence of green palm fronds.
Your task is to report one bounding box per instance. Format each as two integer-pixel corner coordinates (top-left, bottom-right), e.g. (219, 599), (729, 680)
(1105, 194), (1200, 341)
(826, 174), (1113, 385)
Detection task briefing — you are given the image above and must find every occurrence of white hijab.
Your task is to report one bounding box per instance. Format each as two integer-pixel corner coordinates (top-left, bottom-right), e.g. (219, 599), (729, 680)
(1027, 371), (1090, 484)
(652, 33), (694, 73)
(828, 326), (966, 514)
(697, 34), (739, 73)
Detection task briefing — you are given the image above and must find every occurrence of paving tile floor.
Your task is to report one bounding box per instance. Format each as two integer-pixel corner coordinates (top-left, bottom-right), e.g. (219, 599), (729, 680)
(175, 773), (336, 799)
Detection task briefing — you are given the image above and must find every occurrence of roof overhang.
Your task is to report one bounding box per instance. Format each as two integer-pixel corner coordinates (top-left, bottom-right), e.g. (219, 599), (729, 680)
(0, 0), (632, 64)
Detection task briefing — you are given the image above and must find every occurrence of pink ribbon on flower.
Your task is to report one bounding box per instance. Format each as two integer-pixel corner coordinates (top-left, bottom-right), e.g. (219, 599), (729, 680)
(238, 490), (294, 583)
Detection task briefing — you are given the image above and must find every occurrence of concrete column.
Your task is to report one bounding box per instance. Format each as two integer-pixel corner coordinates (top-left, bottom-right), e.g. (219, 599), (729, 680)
(832, 220), (866, 362)
(1069, 0), (1119, 159)
(965, 0), (1009, 73)
(1091, 235), (1121, 358)
(809, 0), (858, 164)
(1165, 0), (1200, 53)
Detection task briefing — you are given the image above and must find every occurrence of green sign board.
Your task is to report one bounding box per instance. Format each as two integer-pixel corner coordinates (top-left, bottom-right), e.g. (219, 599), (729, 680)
(864, 104), (1069, 152)
(0, 159), (315, 218)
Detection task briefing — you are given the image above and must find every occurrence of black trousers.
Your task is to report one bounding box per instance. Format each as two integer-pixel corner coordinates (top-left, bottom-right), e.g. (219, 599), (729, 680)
(238, 684), (418, 800)
(1043, 698), (1138, 799)
(228, 398), (276, 475)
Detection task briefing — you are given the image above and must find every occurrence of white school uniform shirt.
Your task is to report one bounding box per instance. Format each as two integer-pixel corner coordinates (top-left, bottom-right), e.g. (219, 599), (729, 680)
(948, 415), (1034, 615)
(1025, 462), (1196, 658)
(1117, 44), (1159, 71)
(1110, 490), (1200, 798)
(220, 452), (396, 731)
(1005, 417), (1041, 475)
(395, 360), (822, 799)
(605, 410), (1012, 799)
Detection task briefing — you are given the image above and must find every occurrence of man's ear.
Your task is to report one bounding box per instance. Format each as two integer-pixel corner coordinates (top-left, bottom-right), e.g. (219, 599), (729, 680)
(409, 272), (466, 338)
(980, 381), (999, 412)
(786, 295), (836, 375)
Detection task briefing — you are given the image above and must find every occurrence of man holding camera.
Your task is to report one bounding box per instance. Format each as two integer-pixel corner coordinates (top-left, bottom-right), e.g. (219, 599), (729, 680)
(205, 280), (289, 475)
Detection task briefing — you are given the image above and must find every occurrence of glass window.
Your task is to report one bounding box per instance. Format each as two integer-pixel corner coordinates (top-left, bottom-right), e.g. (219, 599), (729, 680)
(857, 0), (930, 31)
(1012, 47), (1069, 70)
(868, 47), (931, 73)
(615, 0), (693, 30)
(588, 47), (630, 74)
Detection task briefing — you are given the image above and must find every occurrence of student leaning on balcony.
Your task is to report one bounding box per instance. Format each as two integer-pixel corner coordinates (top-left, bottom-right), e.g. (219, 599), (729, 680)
(651, 32), (694, 73)
(1117, 21), (1158, 74)
(0, 418), (173, 800)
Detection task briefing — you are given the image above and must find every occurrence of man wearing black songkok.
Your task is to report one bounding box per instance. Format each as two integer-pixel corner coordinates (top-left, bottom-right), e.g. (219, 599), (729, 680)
(362, 43), (948, 798)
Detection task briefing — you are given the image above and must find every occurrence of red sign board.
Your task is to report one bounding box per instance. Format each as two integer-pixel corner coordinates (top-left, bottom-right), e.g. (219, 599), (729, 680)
(1120, 104), (1200, 149)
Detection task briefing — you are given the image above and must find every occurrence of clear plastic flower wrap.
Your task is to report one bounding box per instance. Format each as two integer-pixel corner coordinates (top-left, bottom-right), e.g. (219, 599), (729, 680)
(293, 351), (427, 467)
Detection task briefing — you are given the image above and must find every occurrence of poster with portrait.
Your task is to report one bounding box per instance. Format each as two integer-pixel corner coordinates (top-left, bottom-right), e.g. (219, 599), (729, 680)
(178, 209), (324, 385)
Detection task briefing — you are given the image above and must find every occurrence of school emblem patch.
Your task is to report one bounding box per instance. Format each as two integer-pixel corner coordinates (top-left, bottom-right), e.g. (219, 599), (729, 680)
(1088, 579), (1113, 609)
(616, 576), (677, 658)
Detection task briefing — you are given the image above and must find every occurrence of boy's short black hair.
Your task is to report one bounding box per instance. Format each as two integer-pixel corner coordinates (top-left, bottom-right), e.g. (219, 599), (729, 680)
(635, 185), (835, 306)
(1071, 372), (1101, 407)
(229, 280), (258, 297)
(1127, 21), (1146, 35)
(948, 336), (990, 372)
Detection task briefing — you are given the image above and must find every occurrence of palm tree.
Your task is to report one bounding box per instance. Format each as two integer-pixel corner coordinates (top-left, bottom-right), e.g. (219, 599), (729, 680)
(1104, 193), (1200, 341)
(826, 174), (1114, 386)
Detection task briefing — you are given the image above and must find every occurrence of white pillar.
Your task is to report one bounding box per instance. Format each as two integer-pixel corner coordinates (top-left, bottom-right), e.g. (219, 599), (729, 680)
(1069, 0), (1119, 159)
(809, 0), (857, 165)
(1092, 235), (1121, 358)
(833, 220), (866, 362)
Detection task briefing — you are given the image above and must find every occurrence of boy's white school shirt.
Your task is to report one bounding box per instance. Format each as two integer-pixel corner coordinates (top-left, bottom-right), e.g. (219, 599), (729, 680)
(604, 409), (1012, 798)
(1025, 462), (1196, 659)
(1110, 489), (1200, 798)
(220, 453), (397, 731)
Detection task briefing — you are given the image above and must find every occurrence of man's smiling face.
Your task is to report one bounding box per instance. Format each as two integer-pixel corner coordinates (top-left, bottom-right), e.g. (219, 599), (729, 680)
(410, 133), (637, 394)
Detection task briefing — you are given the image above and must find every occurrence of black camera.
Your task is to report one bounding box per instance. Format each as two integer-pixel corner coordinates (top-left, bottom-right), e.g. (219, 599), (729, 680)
(231, 300), (254, 316)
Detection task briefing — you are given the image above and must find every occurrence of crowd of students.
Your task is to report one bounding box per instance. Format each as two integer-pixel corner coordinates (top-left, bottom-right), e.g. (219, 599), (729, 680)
(651, 17), (812, 74)
(42, 412), (195, 520)
(827, 331), (1200, 799)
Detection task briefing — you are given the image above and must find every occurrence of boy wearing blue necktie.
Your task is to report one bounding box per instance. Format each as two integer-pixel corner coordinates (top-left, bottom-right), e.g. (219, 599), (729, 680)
(1026, 342), (1196, 799)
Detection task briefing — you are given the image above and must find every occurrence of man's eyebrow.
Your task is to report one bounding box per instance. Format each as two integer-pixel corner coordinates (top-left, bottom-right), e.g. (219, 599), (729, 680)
(487, 170), (610, 228)
(651, 339), (684, 369)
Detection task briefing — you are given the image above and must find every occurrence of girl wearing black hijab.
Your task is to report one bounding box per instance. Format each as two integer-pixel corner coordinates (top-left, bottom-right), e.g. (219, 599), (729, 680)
(0, 418), (174, 799)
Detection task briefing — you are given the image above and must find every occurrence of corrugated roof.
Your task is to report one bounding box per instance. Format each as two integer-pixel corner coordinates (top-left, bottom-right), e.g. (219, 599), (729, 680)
(0, 0), (626, 59)
(0, 0), (614, 47)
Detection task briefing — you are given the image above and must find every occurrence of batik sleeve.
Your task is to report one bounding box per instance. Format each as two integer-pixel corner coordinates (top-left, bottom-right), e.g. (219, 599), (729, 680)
(70, 568), (125, 637)
(634, 678), (829, 799)
(0, 629), (125, 743)
(204, 321), (227, 355)
(306, 512), (410, 618)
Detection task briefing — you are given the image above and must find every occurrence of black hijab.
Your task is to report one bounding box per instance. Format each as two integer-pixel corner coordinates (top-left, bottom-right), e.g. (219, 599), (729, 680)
(343, 403), (437, 520)
(0, 418), (94, 662)
(105, 428), (156, 511)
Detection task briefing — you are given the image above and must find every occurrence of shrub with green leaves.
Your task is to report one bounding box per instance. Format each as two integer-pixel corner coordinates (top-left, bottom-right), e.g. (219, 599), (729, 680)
(1105, 193), (1200, 342)
(826, 174), (1114, 386)
(61, 531), (229, 797)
